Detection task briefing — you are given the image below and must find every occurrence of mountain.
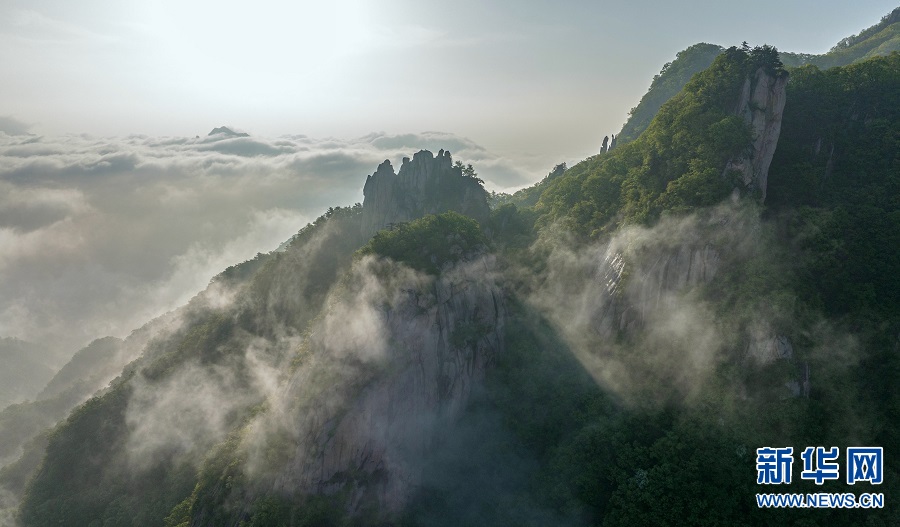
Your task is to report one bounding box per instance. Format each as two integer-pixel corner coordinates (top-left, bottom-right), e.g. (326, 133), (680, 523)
(538, 45), (788, 235)
(6, 15), (900, 527)
(0, 339), (54, 410)
(35, 337), (124, 401)
(618, 6), (900, 145)
(781, 6), (900, 69)
(0, 336), (125, 468)
(361, 149), (490, 236)
(767, 52), (900, 319)
(12, 149), (496, 527)
(617, 43), (725, 144)
(207, 126), (250, 137)
(0, 320), (183, 524)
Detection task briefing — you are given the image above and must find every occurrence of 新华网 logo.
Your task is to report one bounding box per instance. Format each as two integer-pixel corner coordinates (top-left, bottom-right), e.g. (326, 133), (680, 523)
(756, 446), (883, 485)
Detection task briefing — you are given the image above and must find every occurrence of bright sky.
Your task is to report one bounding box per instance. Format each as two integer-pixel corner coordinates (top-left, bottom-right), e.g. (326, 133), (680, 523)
(2, 1), (897, 172)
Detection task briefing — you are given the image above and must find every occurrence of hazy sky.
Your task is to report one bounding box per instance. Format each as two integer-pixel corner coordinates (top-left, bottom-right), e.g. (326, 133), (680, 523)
(2, 1), (897, 165)
(1, 1), (897, 359)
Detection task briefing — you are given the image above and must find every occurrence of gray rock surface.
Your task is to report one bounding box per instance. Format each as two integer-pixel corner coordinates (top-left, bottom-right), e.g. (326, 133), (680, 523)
(253, 255), (504, 516)
(360, 149), (490, 237)
(746, 334), (794, 364)
(591, 242), (721, 338)
(722, 67), (788, 201)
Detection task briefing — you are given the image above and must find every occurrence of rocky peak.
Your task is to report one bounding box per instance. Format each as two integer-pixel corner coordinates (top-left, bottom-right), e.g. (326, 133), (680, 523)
(207, 126), (249, 137)
(360, 149), (490, 236)
(722, 67), (788, 201)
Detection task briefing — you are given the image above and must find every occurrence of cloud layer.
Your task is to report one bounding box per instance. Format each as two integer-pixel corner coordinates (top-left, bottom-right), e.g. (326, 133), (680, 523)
(0, 129), (532, 362)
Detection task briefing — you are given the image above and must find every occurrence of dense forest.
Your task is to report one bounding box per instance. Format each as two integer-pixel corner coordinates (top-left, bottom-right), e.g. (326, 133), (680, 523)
(1, 9), (899, 527)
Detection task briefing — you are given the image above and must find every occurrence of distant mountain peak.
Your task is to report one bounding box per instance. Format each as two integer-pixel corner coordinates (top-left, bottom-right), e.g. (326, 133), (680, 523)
(207, 126), (249, 137)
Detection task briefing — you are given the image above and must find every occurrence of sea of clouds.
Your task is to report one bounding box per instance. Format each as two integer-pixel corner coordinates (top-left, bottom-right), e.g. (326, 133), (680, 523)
(0, 125), (536, 362)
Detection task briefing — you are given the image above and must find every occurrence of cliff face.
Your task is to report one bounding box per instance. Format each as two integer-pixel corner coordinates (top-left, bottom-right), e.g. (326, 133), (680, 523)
(593, 243), (721, 337)
(360, 149), (490, 236)
(723, 67), (788, 201)
(530, 204), (805, 404)
(236, 254), (504, 520)
(531, 210), (731, 369)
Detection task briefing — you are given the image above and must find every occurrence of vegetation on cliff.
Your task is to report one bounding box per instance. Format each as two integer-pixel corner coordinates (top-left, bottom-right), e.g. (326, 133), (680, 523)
(359, 212), (487, 275)
(617, 7), (900, 146)
(537, 45), (782, 236)
(617, 43), (725, 144)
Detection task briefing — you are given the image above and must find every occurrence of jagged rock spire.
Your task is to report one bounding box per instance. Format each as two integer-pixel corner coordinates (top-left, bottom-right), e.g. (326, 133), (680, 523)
(721, 67), (788, 201)
(360, 149), (490, 236)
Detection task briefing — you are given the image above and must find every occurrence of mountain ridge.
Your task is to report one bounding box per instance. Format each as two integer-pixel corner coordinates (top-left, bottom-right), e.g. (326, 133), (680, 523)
(207, 126), (249, 138)
(617, 6), (900, 146)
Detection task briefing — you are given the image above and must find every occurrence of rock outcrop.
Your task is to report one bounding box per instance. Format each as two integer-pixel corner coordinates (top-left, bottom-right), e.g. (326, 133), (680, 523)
(722, 67), (788, 201)
(360, 149), (490, 237)
(591, 241), (721, 338)
(746, 334), (793, 364)
(245, 255), (504, 519)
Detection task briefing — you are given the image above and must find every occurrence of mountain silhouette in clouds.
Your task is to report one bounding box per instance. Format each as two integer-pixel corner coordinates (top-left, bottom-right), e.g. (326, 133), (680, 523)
(207, 126), (249, 137)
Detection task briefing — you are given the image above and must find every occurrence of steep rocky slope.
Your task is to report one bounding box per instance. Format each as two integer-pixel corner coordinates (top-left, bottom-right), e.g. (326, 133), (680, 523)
(228, 255), (505, 522)
(722, 65), (789, 200)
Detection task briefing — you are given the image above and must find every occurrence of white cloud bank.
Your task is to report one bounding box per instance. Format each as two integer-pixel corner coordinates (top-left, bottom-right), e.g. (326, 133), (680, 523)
(0, 129), (535, 362)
